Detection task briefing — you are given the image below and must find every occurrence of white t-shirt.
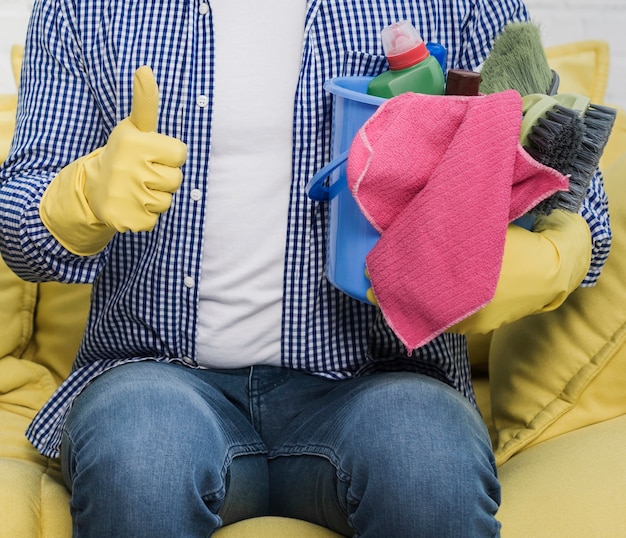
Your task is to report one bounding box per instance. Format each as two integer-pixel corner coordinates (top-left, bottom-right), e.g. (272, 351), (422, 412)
(196, 1), (307, 368)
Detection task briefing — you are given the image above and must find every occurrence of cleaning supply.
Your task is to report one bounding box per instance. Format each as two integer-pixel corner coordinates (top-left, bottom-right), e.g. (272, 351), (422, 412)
(520, 92), (617, 214)
(480, 21), (616, 215)
(367, 20), (445, 98)
(425, 42), (447, 72)
(306, 21), (444, 304)
(555, 94), (616, 212)
(520, 93), (585, 214)
(479, 22), (555, 97)
(445, 69), (482, 96)
(305, 76), (384, 304)
(39, 66), (187, 256)
(346, 89), (569, 350)
(358, 69), (482, 306)
(522, 95), (615, 214)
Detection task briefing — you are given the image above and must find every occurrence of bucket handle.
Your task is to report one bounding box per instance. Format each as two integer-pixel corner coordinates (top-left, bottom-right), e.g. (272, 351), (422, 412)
(305, 150), (349, 201)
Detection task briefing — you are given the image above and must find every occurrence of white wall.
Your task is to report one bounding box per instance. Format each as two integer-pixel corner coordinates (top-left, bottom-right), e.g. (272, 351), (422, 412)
(0, 0), (624, 108)
(0, 0), (31, 91)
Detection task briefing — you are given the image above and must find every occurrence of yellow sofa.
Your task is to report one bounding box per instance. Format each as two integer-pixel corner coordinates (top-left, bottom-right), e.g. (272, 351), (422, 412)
(1, 41), (625, 537)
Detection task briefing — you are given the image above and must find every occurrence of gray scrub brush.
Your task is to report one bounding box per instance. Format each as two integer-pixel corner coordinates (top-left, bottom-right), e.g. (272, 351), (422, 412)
(480, 22), (617, 215)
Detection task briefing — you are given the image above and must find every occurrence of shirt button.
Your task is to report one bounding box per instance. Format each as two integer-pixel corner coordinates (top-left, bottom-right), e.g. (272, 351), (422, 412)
(196, 94), (209, 108)
(183, 276), (195, 288)
(190, 188), (202, 201)
(199, 2), (209, 15)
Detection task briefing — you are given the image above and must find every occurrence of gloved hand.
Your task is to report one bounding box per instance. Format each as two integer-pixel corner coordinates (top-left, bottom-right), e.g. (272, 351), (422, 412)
(364, 268), (378, 306)
(450, 209), (592, 335)
(39, 66), (187, 256)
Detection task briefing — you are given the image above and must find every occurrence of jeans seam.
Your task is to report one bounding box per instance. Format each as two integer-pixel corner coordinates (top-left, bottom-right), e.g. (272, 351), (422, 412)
(267, 444), (347, 477)
(200, 445), (267, 505)
(268, 445), (353, 523)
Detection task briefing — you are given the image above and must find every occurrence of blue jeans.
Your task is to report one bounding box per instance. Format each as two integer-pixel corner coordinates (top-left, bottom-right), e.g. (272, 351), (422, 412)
(61, 362), (500, 537)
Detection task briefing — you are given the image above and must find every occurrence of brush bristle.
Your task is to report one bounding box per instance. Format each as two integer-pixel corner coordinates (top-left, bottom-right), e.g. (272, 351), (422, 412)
(480, 22), (553, 96)
(480, 21), (617, 215)
(582, 104), (617, 150)
(550, 103), (618, 213)
(524, 105), (584, 215)
(530, 103), (618, 215)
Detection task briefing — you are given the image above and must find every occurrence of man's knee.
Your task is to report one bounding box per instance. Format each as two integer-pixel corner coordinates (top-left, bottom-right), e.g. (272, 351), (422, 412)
(337, 374), (500, 531)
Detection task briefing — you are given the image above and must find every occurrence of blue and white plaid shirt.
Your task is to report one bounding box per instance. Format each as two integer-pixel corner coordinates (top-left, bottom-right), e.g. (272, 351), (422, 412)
(0, 0), (611, 458)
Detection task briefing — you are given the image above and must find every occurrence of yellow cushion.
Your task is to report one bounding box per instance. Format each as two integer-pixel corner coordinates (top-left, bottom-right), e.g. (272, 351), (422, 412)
(0, 355), (72, 537)
(10, 44), (23, 88)
(0, 256), (36, 359)
(547, 40), (625, 170)
(0, 356), (59, 461)
(0, 93), (17, 164)
(0, 457), (71, 538)
(0, 271), (90, 467)
(546, 40), (609, 104)
(32, 281), (91, 384)
(0, 45), (21, 165)
(1, 43), (89, 380)
(0, 46), (90, 534)
(489, 142), (626, 465)
(215, 517), (344, 537)
(497, 414), (626, 538)
(483, 40), (626, 465)
(1, 45), (34, 358)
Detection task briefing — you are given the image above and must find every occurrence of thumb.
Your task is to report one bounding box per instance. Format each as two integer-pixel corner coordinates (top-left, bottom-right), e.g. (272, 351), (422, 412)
(129, 66), (159, 132)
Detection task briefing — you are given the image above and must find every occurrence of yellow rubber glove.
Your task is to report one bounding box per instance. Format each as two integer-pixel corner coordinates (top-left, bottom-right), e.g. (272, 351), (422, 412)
(39, 66), (187, 256)
(451, 209), (592, 335)
(364, 268), (378, 306)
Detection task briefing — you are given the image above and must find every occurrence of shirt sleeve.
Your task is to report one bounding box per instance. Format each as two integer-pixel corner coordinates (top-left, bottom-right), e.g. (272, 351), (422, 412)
(0, 0), (108, 284)
(579, 168), (611, 286)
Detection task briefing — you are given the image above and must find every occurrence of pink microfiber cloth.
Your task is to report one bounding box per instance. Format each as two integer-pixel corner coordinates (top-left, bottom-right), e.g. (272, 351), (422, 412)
(346, 90), (569, 350)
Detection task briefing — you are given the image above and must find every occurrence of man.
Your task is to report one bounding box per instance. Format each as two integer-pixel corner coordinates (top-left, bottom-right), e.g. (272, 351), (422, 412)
(0, 0), (610, 536)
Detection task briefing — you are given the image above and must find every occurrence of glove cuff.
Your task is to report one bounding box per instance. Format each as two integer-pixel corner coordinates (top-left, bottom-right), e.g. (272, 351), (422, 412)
(450, 210), (591, 335)
(533, 209), (592, 294)
(39, 149), (115, 256)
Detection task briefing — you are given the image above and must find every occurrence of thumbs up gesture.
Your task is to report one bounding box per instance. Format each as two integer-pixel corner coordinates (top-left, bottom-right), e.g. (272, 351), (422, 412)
(85, 66), (187, 233)
(40, 67), (188, 255)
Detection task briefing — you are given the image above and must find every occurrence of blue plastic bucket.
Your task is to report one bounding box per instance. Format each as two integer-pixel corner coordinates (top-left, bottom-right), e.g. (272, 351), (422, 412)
(306, 77), (385, 304)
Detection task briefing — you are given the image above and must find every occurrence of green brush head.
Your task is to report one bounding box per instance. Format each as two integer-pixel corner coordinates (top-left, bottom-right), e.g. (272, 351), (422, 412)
(480, 22), (553, 96)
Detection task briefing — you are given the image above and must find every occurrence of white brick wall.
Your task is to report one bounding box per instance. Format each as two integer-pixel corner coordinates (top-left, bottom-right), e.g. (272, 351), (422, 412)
(0, 0), (624, 108)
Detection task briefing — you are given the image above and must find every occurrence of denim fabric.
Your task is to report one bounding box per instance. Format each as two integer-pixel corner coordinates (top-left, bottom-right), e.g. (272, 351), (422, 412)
(61, 362), (500, 537)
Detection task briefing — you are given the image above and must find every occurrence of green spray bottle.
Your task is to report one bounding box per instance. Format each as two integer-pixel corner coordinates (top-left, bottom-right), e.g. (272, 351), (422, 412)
(367, 20), (445, 98)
